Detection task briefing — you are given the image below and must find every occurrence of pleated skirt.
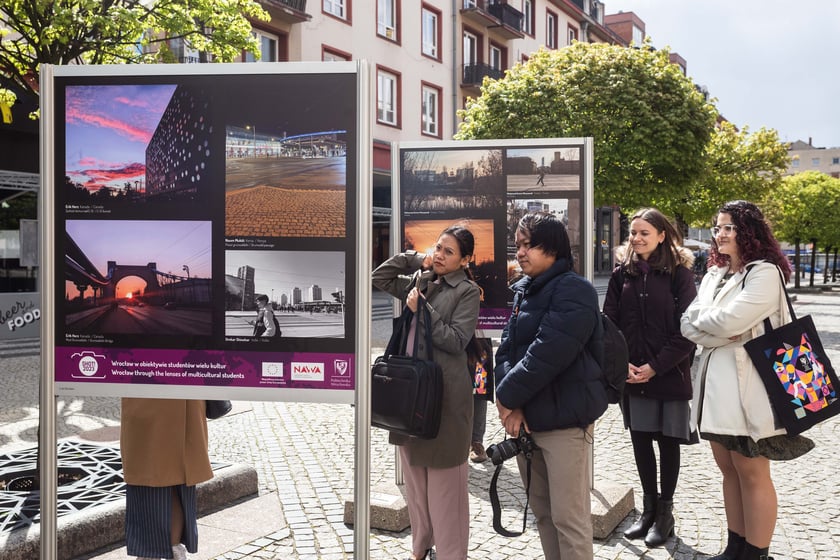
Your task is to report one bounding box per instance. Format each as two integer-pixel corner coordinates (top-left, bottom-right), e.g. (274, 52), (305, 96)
(125, 484), (198, 559)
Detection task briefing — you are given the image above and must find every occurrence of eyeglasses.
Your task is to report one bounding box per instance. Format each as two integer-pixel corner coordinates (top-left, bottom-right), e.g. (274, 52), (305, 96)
(711, 224), (737, 237)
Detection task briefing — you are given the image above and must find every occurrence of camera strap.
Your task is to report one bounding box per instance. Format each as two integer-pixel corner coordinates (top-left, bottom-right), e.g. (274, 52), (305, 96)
(489, 454), (532, 537)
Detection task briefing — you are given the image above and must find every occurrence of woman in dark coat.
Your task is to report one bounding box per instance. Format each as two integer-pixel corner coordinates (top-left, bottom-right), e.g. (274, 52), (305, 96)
(602, 208), (697, 548)
(372, 225), (481, 560)
(495, 212), (607, 560)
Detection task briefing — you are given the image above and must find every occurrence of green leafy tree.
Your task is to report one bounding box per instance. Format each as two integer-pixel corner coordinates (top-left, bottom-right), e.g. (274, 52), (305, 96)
(663, 122), (790, 227)
(456, 42), (718, 210)
(763, 171), (840, 287)
(0, 0), (269, 103)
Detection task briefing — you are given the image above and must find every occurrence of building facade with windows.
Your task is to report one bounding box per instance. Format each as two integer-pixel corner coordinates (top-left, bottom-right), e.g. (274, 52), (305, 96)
(231, 0), (628, 266)
(787, 139), (840, 179)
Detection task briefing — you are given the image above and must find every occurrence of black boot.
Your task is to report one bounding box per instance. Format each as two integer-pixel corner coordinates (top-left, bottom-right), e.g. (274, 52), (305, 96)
(709, 529), (745, 560)
(644, 497), (674, 547)
(624, 493), (657, 540)
(738, 541), (773, 560)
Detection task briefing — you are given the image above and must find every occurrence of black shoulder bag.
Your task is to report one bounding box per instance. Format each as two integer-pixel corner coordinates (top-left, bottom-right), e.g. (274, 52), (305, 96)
(371, 294), (444, 439)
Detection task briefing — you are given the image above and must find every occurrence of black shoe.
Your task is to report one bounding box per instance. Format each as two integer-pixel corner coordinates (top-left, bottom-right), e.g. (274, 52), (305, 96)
(644, 497), (674, 547)
(709, 529), (745, 560)
(624, 493), (656, 540)
(738, 542), (772, 560)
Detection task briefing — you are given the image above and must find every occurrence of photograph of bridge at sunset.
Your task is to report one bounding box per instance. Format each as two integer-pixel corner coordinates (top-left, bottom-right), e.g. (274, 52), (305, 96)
(63, 219), (212, 338)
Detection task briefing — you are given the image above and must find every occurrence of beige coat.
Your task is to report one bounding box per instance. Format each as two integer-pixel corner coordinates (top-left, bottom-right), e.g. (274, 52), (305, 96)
(680, 260), (789, 440)
(120, 398), (214, 487)
(372, 251), (481, 469)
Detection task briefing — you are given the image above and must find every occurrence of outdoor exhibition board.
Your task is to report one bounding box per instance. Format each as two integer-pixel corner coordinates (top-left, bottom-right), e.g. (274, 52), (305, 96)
(394, 138), (595, 335)
(43, 63), (368, 405)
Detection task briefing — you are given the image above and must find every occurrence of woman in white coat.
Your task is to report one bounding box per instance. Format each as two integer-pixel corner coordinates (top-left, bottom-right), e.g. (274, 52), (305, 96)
(680, 201), (813, 560)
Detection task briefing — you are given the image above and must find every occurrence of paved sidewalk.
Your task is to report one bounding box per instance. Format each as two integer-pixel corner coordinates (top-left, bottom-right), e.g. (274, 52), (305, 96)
(2, 288), (839, 559)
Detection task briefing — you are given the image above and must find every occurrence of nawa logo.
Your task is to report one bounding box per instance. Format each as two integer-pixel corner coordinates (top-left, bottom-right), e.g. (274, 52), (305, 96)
(290, 362), (324, 382)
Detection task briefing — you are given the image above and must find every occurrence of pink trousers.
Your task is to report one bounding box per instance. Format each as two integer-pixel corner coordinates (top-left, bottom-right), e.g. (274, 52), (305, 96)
(399, 447), (469, 560)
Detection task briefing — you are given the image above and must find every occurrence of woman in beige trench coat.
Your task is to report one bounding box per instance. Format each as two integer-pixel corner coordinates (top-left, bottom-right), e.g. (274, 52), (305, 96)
(121, 398), (213, 560)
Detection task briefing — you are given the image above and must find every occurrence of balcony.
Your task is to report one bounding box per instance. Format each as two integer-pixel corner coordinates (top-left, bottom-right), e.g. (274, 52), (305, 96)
(260, 0), (310, 24)
(460, 0), (524, 40)
(462, 63), (505, 89)
(487, 1), (524, 39)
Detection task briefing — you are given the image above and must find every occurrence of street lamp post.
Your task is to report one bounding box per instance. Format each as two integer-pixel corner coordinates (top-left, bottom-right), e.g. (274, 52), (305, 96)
(246, 125), (256, 157)
(182, 265), (190, 278)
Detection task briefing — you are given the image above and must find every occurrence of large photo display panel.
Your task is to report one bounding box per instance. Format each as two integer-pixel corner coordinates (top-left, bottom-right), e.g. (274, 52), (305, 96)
(398, 140), (586, 334)
(52, 65), (360, 402)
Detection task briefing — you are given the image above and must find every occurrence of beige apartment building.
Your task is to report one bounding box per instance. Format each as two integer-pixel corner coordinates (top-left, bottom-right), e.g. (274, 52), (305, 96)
(787, 139), (840, 179)
(208, 0), (628, 267)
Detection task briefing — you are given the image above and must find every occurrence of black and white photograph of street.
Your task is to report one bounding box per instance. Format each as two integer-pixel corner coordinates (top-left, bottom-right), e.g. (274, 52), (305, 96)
(224, 250), (346, 339)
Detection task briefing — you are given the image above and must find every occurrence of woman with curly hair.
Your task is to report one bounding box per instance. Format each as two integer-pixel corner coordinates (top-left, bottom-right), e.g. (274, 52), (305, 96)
(603, 208), (697, 548)
(681, 200), (814, 560)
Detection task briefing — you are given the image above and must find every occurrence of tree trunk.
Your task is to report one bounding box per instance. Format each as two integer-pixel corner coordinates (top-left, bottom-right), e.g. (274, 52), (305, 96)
(834, 248), (838, 282)
(809, 238), (818, 287)
(794, 239), (801, 289)
(824, 245), (832, 284)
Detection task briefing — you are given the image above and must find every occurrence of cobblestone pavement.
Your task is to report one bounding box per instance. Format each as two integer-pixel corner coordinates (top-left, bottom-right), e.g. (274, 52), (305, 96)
(225, 186), (345, 238)
(2, 288), (839, 559)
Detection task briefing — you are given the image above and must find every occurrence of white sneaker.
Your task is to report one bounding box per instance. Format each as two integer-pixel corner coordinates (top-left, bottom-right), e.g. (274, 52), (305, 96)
(172, 543), (187, 560)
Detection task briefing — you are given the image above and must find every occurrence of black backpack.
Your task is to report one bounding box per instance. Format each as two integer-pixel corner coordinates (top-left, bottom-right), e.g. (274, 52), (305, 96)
(600, 312), (629, 404)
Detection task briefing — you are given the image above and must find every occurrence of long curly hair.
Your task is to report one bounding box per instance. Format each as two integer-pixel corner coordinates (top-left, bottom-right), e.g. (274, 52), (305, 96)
(619, 208), (685, 276)
(708, 200), (792, 281)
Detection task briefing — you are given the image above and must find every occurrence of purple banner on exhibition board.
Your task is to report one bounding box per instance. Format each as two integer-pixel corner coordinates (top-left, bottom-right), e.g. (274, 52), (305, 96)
(479, 308), (510, 331)
(55, 346), (355, 391)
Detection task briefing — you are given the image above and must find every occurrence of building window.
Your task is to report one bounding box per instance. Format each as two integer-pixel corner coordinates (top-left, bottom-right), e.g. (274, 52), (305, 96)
(377, 68), (400, 126)
(421, 83), (441, 137)
(812, 158), (820, 166)
(632, 24), (644, 46)
(832, 157), (839, 165)
(244, 29), (278, 62)
(322, 46), (351, 61)
(324, 0), (348, 20)
(792, 158), (800, 168)
(463, 29), (479, 67)
(546, 11), (558, 49)
(378, 0), (399, 41)
(522, 0), (534, 35)
(489, 44), (504, 71)
(567, 25), (578, 45)
(463, 0), (477, 7)
(422, 5), (440, 59)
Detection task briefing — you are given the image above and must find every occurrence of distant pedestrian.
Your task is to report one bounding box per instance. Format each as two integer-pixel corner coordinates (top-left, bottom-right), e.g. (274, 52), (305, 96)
(467, 337), (493, 463)
(603, 208), (697, 548)
(535, 168), (546, 186)
(681, 200), (815, 560)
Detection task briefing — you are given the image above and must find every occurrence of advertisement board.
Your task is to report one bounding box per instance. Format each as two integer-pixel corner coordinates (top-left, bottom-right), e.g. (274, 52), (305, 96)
(396, 138), (593, 335)
(45, 63), (365, 403)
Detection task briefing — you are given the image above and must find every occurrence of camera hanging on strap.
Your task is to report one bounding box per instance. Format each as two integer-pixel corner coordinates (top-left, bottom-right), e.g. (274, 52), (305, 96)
(487, 427), (538, 537)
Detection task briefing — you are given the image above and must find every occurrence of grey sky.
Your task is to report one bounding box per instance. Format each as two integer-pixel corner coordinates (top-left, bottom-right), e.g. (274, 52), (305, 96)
(605, 0), (840, 148)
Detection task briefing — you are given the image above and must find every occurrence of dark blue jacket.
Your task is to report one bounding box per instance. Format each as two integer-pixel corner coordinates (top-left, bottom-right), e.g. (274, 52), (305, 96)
(494, 258), (608, 431)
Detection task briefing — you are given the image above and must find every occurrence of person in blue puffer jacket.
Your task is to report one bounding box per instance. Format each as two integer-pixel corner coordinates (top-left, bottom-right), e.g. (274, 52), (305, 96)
(495, 211), (608, 560)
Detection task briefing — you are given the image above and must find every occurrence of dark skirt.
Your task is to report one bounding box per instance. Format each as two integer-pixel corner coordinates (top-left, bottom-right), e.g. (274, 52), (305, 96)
(701, 432), (814, 461)
(125, 484), (198, 558)
(621, 393), (696, 444)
